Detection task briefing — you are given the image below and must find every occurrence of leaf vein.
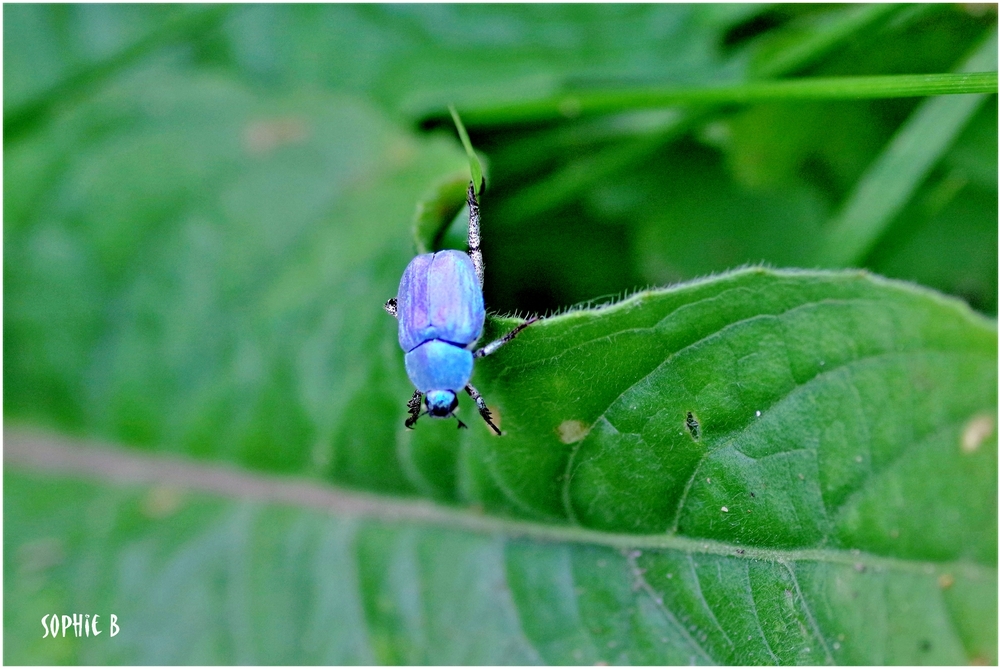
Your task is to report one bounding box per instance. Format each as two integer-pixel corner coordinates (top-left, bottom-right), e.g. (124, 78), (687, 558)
(688, 554), (736, 653)
(744, 561), (781, 664)
(627, 550), (715, 664)
(780, 559), (835, 665)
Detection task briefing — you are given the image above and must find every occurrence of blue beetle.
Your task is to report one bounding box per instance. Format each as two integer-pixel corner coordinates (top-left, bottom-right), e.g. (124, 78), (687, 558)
(385, 182), (536, 434)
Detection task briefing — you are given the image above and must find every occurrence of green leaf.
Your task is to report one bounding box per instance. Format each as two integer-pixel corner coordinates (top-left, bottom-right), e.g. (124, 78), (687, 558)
(3, 68), (466, 476)
(411, 174), (469, 256)
(7, 262), (998, 663)
(446, 72), (999, 127)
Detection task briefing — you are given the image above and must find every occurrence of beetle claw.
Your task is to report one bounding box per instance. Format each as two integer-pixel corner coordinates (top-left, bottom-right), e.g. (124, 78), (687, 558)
(404, 390), (423, 429)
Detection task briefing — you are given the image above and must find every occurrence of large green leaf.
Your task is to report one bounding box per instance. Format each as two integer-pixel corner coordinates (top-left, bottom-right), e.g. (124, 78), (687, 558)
(6, 290), (998, 663)
(7, 244), (998, 664)
(4, 65), (465, 471)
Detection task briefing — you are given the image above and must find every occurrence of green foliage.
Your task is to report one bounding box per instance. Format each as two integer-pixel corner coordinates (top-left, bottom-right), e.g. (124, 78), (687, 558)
(4, 4), (997, 665)
(819, 29), (998, 266)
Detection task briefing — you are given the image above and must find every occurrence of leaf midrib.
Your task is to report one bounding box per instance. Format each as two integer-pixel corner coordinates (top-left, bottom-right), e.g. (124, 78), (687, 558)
(6, 427), (993, 580)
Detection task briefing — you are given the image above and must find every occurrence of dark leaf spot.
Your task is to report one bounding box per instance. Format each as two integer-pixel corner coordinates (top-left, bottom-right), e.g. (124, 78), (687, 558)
(685, 411), (701, 441)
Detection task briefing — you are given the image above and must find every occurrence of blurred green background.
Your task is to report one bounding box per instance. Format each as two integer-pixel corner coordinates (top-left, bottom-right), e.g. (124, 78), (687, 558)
(6, 4), (998, 323)
(4, 3), (998, 664)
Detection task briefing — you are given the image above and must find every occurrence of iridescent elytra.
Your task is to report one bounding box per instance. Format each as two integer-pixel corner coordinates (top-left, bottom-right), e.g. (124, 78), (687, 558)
(384, 182), (536, 434)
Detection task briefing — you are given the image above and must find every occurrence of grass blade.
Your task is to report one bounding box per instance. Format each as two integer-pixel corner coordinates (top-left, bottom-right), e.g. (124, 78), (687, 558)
(451, 72), (997, 127)
(484, 6), (944, 224)
(818, 29), (998, 267)
(448, 104), (484, 195)
(752, 4), (904, 78)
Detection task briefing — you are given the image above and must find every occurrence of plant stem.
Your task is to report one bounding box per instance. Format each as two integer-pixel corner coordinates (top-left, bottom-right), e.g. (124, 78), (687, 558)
(456, 72), (997, 127)
(448, 104), (484, 195)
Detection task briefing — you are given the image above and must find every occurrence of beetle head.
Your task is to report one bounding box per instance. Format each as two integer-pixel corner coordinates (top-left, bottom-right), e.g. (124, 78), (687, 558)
(425, 390), (459, 417)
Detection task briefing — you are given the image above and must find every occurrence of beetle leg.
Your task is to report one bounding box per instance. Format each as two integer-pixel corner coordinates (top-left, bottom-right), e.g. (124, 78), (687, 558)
(404, 390), (422, 429)
(464, 383), (501, 435)
(466, 183), (485, 289)
(473, 317), (539, 359)
(384, 297), (398, 317)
